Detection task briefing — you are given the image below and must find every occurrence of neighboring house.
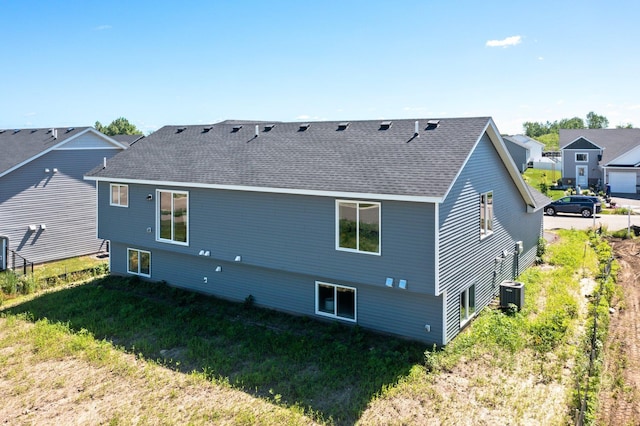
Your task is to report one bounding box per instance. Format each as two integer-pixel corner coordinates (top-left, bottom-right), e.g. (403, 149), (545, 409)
(560, 129), (640, 194)
(503, 135), (548, 172)
(0, 127), (128, 265)
(85, 118), (548, 345)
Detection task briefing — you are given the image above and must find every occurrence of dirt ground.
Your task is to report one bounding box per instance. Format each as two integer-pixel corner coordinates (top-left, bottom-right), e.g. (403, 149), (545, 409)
(598, 238), (640, 425)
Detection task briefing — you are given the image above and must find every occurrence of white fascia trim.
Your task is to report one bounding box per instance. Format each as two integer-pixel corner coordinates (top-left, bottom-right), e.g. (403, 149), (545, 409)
(562, 136), (604, 151)
(84, 176), (443, 203)
(440, 118), (537, 209)
(54, 128), (129, 150)
(434, 203), (441, 296)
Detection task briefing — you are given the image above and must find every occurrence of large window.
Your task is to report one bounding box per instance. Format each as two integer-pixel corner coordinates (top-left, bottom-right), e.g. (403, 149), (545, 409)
(460, 284), (476, 326)
(157, 190), (188, 245)
(575, 153), (588, 162)
(316, 281), (357, 322)
(336, 200), (380, 254)
(110, 184), (128, 207)
(480, 191), (493, 239)
(127, 248), (151, 277)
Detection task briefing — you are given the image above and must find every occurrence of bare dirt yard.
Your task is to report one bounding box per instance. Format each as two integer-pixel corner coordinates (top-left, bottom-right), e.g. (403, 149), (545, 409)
(598, 237), (640, 425)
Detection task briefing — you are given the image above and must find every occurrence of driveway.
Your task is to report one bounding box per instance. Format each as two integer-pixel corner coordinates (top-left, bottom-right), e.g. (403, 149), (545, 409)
(544, 197), (640, 231)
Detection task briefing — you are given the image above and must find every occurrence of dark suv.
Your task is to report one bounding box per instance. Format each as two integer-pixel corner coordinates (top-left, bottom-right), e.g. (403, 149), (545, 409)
(545, 195), (602, 218)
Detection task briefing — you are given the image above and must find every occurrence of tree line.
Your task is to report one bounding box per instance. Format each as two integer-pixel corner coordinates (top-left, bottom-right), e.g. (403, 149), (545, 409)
(522, 112), (634, 150)
(94, 117), (143, 136)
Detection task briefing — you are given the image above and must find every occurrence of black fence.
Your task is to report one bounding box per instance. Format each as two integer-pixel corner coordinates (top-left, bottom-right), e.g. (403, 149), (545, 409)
(6, 249), (34, 276)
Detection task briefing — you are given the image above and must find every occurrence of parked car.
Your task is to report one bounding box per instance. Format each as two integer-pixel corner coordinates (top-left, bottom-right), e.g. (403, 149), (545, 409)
(545, 195), (602, 218)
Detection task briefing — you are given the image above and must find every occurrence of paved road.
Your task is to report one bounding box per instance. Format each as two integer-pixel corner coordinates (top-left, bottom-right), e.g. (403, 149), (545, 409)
(544, 197), (640, 231)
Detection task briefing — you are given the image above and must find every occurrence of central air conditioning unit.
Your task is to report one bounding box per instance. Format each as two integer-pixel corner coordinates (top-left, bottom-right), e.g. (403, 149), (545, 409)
(500, 280), (525, 311)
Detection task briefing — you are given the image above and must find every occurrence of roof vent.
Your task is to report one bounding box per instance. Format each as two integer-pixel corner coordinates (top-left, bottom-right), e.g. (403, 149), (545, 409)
(337, 122), (350, 131)
(176, 127), (187, 133)
(232, 125), (243, 133)
(0, 129), (5, 134)
(298, 123), (310, 131)
(66, 127), (75, 133)
(202, 126), (213, 133)
(255, 125), (259, 137)
(414, 120), (420, 137)
(379, 121), (392, 130)
(13, 129), (20, 134)
(264, 124), (276, 132)
(426, 120), (440, 130)
(30, 129), (38, 133)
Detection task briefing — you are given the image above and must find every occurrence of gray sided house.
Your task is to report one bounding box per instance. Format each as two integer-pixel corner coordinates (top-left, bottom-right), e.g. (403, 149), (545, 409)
(561, 128), (640, 194)
(85, 118), (547, 345)
(0, 127), (127, 265)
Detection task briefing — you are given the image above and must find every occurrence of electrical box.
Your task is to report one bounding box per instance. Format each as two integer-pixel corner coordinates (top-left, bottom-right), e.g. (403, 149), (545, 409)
(500, 280), (524, 310)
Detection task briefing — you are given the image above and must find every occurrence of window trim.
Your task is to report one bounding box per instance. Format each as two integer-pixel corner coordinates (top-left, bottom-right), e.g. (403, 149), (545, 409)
(315, 281), (357, 322)
(460, 283), (476, 326)
(480, 191), (494, 239)
(335, 200), (381, 255)
(110, 183), (129, 207)
(127, 248), (151, 278)
(575, 153), (588, 162)
(156, 189), (189, 246)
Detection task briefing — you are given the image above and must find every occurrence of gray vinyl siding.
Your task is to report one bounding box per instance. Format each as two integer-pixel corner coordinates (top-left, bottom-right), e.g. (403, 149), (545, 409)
(101, 184), (444, 343)
(98, 183), (438, 294)
(0, 149), (116, 264)
(504, 142), (528, 172)
(110, 241), (444, 343)
(439, 133), (543, 343)
(562, 148), (601, 184)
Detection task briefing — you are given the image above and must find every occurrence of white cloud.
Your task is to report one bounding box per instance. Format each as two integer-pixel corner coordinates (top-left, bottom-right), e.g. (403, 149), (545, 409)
(95, 25), (112, 31)
(538, 56), (544, 61)
(486, 35), (522, 48)
(296, 115), (310, 120)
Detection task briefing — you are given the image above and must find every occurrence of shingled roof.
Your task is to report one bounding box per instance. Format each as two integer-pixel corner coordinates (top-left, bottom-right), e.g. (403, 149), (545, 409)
(86, 117), (539, 205)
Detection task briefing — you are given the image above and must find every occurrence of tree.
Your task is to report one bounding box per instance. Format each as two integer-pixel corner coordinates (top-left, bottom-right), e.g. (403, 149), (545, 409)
(95, 117), (142, 136)
(616, 122), (634, 129)
(586, 111), (609, 129)
(557, 117), (585, 130)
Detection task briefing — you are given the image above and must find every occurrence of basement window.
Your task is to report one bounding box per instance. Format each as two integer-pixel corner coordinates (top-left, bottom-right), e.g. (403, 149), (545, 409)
(316, 281), (356, 322)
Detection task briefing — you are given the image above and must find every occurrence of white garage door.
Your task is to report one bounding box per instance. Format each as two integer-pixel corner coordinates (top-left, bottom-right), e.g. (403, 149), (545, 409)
(609, 171), (637, 193)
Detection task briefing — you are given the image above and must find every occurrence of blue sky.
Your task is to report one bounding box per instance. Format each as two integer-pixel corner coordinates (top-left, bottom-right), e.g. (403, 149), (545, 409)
(2, 0), (639, 135)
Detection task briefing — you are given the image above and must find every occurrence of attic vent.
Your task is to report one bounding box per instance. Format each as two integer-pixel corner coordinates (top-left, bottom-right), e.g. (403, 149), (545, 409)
(337, 122), (350, 131)
(264, 124), (276, 132)
(66, 127), (75, 132)
(426, 120), (440, 130)
(298, 123), (310, 131)
(231, 125), (243, 133)
(379, 121), (392, 130)
(176, 127), (187, 133)
(202, 126), (213, 133)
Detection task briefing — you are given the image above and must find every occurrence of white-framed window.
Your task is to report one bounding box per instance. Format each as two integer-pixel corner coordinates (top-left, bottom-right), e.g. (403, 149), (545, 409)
(127, 248), (151, 277)
(156, 189), (189, 245)
(336, 200), (380, 255)
(315, 281), (357, 322)
(575, 153), (588, 162)
(480, 191), (493, 239)
(460, 284), (476, 326)
(110, 184), (129, 207)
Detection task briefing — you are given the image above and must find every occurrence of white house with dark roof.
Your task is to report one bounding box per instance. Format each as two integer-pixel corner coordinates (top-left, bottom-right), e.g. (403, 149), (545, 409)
(85, 117), (548, 345)
(0, 127), (127, 267)
(560, 128), (640, 194)
(503, 135), (547, 172)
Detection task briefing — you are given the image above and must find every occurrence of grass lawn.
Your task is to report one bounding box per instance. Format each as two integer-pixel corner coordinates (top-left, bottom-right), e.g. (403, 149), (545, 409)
(522, 168), (565, 200)
(0, 231), (616, 424)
